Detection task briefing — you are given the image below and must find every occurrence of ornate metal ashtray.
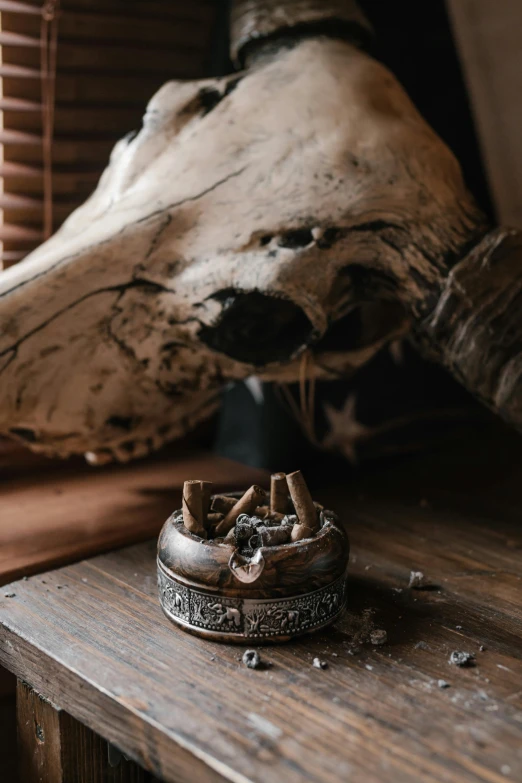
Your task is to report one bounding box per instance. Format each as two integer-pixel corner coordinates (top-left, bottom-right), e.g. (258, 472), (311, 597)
(157, 471), (349, 643)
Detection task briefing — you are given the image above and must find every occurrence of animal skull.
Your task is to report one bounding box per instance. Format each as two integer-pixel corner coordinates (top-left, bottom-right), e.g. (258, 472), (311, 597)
(0, 4), (520, 462)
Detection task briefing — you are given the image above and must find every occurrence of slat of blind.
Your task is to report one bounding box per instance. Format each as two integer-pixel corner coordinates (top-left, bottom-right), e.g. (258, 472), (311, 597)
(0, 127), (41, 144)
(3, 7), (210, 48)
(5, 138), (118, 162)
(0, 62), (39, 77)
(0, 222), (43, 240)
(0, 1), (40, 13)
(1, 164), (101, 197)
(3, 0), (215, 24)
(1, 196), (76, 224)
(0, 30), (39, 46)
(41, 0), (215, 24)
(2, 97), (147, 112)
(1, 191), (78, 207)
(1, 160), (103, 177)
(0, 95), (40, 110)
(3, 42), (208, 75)
(2, 250), (29, 262)
(1, 0), (220, 266)
(4, 72), (175, 103)
(6, 106), (143, 133)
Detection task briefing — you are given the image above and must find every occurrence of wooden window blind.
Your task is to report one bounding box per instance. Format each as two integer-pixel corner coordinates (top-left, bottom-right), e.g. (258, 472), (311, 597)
(0, 0), (219, 463)
(0, 0), (219, 268)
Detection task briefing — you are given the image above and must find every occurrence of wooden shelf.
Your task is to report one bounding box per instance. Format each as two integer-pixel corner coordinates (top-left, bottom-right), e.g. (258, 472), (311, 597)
(1, 430), (522, 782)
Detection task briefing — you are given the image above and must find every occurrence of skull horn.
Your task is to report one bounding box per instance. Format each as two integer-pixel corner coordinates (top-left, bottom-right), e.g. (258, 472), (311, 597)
(414, 226), (522, 432)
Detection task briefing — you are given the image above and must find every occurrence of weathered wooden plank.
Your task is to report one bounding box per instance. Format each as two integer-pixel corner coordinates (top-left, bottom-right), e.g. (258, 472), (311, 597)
(0, 432), (521, 783)
(17, 681), (155, 782)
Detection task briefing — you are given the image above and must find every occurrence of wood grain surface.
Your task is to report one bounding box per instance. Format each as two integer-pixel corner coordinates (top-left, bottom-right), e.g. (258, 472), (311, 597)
(17, 680), (157, 782)
(0, 450), (268, 585)
(0, 428), (521, 783)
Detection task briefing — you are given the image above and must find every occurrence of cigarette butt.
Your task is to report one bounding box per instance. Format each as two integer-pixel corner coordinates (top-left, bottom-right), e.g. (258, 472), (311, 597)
(255, 526), (292, 547)
(214, 485), (267, 536)
(200, 481), (212, 510)
(182, 480), (206, 538)
(254, 505), (270, 517)
(287, 471), (319, 541)
(290, 521), (316, 542)
(270, 473), (289, 514)
(211, 495), (237, 514)
(207, 512), (224, 529)
(200, 480), (213, 528)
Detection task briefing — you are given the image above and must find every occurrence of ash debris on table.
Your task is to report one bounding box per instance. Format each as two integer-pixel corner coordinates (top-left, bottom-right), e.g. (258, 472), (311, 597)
(3, 592), (15, 598)
(313, 658), (328, 670)
(243, 650), (262, 669)
(242, 650), (272, 670)
(408, 571), (439, 591)
(438, 680), (451, 689)
(370, 629), (387, 646)
(340, 607), (379, 648)
(449, 651), (476, 668)
(409, 571), (425, 588)
(338, 607), (391, 655)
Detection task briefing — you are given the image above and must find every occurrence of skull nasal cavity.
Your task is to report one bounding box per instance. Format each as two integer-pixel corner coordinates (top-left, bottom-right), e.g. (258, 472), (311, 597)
(198, 291), (314, 366)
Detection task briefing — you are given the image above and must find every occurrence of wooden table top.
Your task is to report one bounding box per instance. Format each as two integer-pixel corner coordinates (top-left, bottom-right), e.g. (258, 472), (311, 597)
(0, 449), (267, 585)
(0, 429), (521, 783)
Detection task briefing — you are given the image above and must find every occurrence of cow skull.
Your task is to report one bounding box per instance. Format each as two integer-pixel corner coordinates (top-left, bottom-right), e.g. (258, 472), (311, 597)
(0, 2), (520, 462)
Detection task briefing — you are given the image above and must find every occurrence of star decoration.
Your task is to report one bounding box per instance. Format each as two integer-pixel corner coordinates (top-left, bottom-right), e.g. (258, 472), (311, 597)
(322, 394), (373, 464)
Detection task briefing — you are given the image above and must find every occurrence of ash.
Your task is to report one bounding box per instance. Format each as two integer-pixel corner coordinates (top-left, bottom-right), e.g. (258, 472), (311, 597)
(233, 513), (296, 555)
(449, 651), (476, 668)
(243, 650), (262, 669)
(313, 658), (328, 670)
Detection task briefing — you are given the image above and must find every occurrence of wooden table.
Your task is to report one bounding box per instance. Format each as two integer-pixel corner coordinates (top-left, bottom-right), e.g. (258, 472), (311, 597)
(0, 447), (267, 781)
(1, 428), (522, 782)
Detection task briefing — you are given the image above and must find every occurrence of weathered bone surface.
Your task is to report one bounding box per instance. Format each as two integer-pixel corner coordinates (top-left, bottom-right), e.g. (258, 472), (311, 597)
(0, 3), (519, 461)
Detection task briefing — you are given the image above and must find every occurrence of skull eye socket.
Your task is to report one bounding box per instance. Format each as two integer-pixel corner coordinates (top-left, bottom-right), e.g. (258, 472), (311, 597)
(277, 229), (315, 249)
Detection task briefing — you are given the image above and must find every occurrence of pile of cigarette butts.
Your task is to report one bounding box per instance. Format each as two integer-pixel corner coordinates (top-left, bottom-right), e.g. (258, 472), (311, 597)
(180, 470), (324, 552)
